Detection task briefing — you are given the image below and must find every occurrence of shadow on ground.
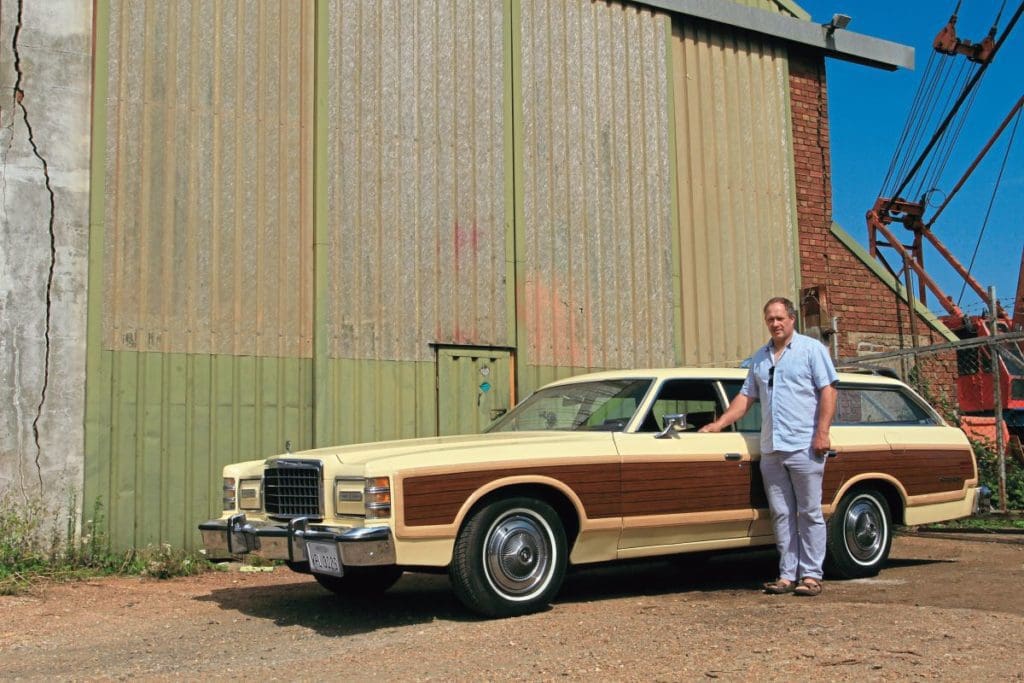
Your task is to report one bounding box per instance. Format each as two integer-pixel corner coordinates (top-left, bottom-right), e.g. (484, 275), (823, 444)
(196, 547), (958, 636)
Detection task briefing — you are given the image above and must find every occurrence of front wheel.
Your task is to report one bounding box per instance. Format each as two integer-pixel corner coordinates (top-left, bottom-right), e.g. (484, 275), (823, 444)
(825, 488), (892, 579)
(449, 497), (568, 618)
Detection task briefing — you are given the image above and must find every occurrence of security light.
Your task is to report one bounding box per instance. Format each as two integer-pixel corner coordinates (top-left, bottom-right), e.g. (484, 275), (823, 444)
(825, 13), (852, 35)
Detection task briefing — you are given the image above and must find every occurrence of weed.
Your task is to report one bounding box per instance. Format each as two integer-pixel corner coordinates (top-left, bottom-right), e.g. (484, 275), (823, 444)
(972, 439), (1024, 511)
(0, 493), (211, 595)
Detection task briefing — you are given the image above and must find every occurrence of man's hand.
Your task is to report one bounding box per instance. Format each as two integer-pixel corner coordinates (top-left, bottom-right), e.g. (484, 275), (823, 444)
(813, 383), (837, 456)
(699, 393), (754, 434)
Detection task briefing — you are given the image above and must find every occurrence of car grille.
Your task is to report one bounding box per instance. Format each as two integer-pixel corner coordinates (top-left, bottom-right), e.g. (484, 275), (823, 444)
(263, 460), (323, 518)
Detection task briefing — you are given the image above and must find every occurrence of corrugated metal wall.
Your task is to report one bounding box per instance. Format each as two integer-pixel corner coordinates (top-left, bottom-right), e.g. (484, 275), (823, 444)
(101, 0), (314, 357)
(319, 0), (509, 447)
(88, 0), (315, 549)
(671, 17), (799, 366)
(86, 0), (807, 549)
(325, 0), (509, 363)
(517, 0), (677, 391)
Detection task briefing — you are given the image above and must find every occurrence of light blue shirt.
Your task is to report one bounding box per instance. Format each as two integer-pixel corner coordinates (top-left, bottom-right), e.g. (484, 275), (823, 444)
(741, 332), (838, 454)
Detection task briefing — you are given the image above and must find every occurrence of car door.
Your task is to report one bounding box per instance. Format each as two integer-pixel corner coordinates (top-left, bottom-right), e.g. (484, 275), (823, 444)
(613, 379), (760, 557)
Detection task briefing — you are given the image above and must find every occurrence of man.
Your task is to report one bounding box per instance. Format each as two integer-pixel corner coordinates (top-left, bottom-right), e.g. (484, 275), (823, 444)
(699, 297), (837, 596)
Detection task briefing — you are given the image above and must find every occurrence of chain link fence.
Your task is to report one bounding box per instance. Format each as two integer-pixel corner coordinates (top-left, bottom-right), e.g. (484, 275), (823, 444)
(837, 330), (1024, 513)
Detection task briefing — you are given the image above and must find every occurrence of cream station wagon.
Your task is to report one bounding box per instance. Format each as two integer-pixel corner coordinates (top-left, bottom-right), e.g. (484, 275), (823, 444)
(200, 368), (979, 617)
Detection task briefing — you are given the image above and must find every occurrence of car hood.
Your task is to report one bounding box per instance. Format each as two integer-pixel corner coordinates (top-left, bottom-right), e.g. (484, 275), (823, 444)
(265, 430), (615, 469)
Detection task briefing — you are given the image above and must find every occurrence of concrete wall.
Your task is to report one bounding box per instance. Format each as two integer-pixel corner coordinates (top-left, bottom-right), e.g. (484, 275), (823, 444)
(0, 1), (93, 517)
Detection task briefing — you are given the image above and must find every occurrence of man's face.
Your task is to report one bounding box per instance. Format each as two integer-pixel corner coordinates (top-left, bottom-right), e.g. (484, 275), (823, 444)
(764, 302), (796, 345)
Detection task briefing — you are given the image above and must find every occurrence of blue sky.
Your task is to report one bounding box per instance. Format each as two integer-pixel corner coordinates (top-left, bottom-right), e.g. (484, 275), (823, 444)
(798, 0), (1023, 319)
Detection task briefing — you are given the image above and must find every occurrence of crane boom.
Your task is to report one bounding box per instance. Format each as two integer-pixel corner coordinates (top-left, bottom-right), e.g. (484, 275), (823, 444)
(1015, 247), (1024, 332)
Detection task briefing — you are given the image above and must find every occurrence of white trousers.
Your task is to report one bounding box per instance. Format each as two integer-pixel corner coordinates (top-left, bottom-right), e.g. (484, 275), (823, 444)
(760, 448), (827, 581)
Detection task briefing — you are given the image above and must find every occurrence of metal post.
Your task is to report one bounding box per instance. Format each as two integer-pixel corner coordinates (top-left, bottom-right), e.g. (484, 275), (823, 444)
(989, 286), (1007, 513)
(904, 264), (919, 383)
(831, 316), (839, 362)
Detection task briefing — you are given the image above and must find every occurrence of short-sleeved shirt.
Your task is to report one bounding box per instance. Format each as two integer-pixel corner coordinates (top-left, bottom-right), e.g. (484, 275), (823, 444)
(741, 332), (838, 454)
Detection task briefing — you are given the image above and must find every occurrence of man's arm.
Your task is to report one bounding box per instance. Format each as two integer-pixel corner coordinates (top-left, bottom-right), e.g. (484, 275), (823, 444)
(811, 383), (837, 454)
(699, 393), (755, 433)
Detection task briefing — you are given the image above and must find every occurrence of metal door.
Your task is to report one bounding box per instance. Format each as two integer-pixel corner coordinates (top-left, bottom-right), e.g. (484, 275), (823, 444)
(437, 348), (513, 436)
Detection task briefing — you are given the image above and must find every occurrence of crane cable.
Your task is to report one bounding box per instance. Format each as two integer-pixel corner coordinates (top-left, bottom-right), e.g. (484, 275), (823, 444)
(956, 106), (1021, 307)
(883, 0), (1023, 212)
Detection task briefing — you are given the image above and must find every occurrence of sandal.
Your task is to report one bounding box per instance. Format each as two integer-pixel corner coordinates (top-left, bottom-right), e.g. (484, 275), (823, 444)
(793, 577), (822, 597)
(762, 578), (796, 594)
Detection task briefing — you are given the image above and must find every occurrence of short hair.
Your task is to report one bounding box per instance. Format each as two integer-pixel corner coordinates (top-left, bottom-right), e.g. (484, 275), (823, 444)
(763, 297), (797, 319)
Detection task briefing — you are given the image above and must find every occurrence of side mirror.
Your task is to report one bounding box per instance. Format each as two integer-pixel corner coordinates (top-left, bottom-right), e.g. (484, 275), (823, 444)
(654, 413), (688, 439)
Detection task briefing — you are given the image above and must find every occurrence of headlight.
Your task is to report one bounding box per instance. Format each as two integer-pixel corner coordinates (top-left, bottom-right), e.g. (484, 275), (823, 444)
(222, 477), (237, 511)
(238, 478), (262, 510)
(364, 477), (391, 519)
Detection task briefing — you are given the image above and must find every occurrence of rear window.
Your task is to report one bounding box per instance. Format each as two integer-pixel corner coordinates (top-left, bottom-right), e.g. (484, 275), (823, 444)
(834, 386), (937, 425)
(721, 380), (937, 428)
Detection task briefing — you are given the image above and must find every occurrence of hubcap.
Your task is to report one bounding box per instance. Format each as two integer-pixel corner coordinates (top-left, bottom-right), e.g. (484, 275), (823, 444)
(844, 496), (886, 564)
(484, 510), (553, 598)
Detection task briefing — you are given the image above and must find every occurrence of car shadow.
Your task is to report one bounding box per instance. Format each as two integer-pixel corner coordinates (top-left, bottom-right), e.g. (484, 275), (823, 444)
(196, 550), (956, 633)
(883, 557), (955, 569)
(196, 571), (475, 637)
(559, 549), (779, 604)
(197, 551), (780, 634)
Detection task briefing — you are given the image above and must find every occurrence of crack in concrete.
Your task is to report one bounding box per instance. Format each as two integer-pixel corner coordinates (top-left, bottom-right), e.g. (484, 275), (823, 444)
(13, 0), (55, 491)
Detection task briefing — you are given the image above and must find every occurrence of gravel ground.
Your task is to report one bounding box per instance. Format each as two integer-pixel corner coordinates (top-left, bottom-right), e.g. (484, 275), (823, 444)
(2, 533), (1023, 681)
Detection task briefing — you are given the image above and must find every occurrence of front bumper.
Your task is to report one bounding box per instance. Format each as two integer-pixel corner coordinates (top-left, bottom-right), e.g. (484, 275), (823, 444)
(198, 513), (396, 566)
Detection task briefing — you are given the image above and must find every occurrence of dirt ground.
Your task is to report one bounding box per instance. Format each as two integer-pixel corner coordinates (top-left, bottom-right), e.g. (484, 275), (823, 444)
(2, 533), (1023, 681)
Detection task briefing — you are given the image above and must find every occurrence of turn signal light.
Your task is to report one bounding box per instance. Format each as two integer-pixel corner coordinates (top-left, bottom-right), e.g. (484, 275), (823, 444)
(222, 478), (237, 511)
(364, 476), (391, 519)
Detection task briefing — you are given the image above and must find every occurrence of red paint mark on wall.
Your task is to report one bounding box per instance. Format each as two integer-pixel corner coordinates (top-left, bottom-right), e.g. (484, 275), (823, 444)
(453, 221), (480, 259)
(520, 274), (587, 367)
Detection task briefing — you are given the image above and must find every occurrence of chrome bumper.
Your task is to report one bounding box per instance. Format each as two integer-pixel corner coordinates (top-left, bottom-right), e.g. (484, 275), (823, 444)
(198, 513), (396, 566)
(972, 485), (992, 514)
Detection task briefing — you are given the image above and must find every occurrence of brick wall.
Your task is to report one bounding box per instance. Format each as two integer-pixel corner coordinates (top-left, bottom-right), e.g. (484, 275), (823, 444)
(788, 49), (957, 402)
(788, 49), (951, 359)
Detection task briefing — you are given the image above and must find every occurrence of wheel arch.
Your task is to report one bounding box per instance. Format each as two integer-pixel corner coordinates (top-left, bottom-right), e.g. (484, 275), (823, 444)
(831, 475), (906, 525)
(455, 480), (582, 552)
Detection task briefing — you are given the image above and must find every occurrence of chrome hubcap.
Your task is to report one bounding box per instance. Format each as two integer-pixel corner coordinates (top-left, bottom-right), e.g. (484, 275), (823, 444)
(484, 510), (553, 598)
(844, 496), (885, 564)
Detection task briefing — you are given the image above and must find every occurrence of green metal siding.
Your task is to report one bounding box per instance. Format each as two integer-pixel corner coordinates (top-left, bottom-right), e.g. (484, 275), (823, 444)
(85, 352), (312, 549)
(322, 359), (438, 446)
(87, 0), (315, 550)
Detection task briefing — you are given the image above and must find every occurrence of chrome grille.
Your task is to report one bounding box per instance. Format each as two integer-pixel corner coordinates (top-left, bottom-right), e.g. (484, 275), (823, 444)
(263, 460), (323, 518)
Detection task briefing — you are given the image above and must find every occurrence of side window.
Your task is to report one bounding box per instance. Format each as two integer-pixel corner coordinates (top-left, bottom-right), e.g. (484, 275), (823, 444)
(721, 380), (762, 432)
(638, 380), (723, 432)
(834, 385), (937, 425)
(585, 396), (639, 430)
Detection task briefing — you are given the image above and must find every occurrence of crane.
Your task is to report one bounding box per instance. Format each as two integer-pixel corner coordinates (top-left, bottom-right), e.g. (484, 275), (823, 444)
(865, 1), (1024, 452)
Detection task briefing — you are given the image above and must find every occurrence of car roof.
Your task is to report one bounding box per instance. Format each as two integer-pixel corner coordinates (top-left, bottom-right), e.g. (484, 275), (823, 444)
(543, 367), (907, 388)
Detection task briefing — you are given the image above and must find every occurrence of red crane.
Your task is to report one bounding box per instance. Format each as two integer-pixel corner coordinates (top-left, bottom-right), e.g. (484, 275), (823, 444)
(865, 2), (1024, 451)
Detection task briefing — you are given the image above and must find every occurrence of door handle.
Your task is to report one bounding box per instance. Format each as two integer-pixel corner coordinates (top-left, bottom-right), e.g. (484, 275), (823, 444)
(724, 453), (742, 461)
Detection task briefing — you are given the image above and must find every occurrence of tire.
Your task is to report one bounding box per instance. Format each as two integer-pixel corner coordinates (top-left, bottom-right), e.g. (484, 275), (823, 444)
(313, 566), (404, 596)
(449, 497), (568, 618)
(825, 488), (892, 579)
(285, 560), (311, 574)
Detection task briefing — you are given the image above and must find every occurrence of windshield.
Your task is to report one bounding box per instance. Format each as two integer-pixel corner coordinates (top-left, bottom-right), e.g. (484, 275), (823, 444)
(486, 379), (653, 432)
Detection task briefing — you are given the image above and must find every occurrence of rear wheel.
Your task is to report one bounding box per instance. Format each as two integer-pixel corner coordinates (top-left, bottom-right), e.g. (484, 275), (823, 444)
(825, 488), (892, 579)
(313, 566), (404, 596)
(449, 497), (567, 618)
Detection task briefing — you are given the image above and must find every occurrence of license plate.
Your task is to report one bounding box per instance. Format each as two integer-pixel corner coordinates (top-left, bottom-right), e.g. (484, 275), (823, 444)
(306, 541), (343, 577)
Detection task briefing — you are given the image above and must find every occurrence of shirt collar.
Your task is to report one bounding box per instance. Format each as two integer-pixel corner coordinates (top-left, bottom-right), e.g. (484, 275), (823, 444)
(764, 337), (795, 353)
